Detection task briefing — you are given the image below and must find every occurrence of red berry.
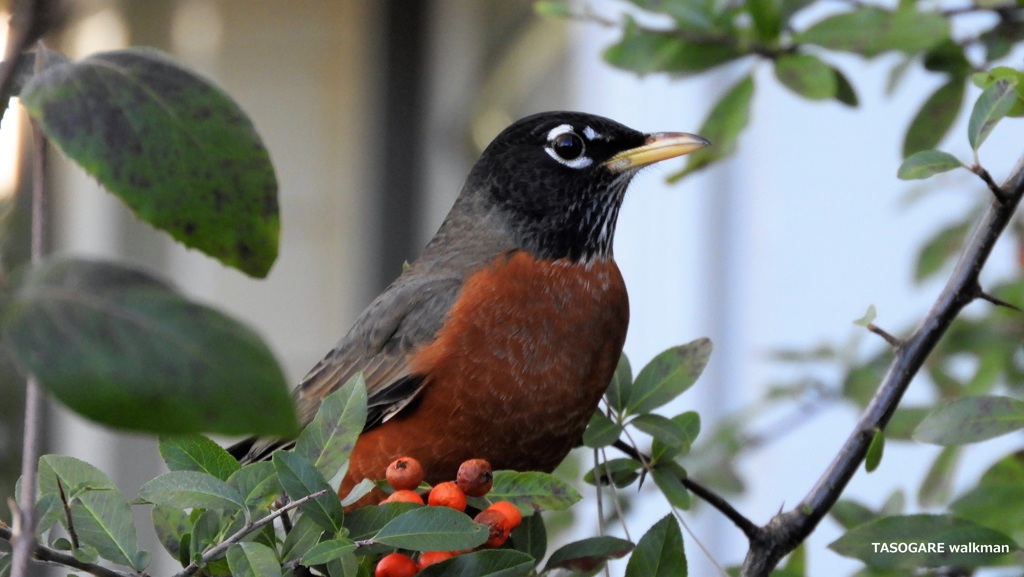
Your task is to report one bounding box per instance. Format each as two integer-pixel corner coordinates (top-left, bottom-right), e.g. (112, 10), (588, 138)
(383, 489), (424, 505)
(428, 481), (467, 511)
(386, 457), (424, 491)
(456, 459), (493, 497)
(417, 550), (455, 569)
(486, 501), (522, 531)
(474, 509), (510, 548)
(375, 552), (417, 577)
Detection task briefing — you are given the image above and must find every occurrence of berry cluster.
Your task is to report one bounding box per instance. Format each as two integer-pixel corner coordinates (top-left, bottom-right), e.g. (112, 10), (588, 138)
(374, 457), (524, 577)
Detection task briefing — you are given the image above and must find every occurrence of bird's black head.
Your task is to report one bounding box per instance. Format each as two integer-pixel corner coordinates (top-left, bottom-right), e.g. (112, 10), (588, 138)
(466, 111), (708, 262)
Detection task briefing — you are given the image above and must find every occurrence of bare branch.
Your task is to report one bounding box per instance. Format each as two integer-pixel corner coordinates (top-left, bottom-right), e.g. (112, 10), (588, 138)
(738, 153), (1024, 577)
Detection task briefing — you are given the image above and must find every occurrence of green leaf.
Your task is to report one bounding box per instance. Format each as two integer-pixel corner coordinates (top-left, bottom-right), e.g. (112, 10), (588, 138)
(651, 466), (691, 509)
(972, 67), (1024, 117)
(280, 513), (325, 563)
(20, 48), (279, 277)
(373, 506), (488, 551)
(795, 8), (949, 57)
(416, 550), (535, 577)
(829, 514), (1017, 568)
(968, 77), (1018, 151)
(913, 395), (1024, 445)
(1, 258), (296, 436)
(830, 499), (876, 530)
(473, 471), (581, 512)
(584, 458), (642, 488)
(226, 542), (281, 577)
(672, 75), (754, 179)
(151, 504), (191, 565)
(832, 67), (859, 107)
(913, 220), (971, 282)
(774, 54), (836, 100)
(272, 451), (344, 532)
(652, 411), (700, 462)
(138, 471), (246, 512)
(227, 462), (283, 513)
(918, 446), (960, 507)
(606, 354), (633, 413)
(159, 435), (240, 481)
(853, 305), (877, 327)
(903, 80), (964, 157)
(295, 373), (367, 481)
(510, 513), (546, 561)
(865, 429), (884, 473)
(897, 150), (964, 180)
(748, 0), (781, 42)
(37, 456), (140, 569)
(625, 514), (686, 577)
(301, 537), (356, 565)
(545, 536), (634, 573)
(632, 414), (687, 448)
(950, 453), (1024, 537)
(343, 502), (420, 541)
(604, 18), (744, 76)
(583, 409), (623, 448)
(627, 338), (712, 415)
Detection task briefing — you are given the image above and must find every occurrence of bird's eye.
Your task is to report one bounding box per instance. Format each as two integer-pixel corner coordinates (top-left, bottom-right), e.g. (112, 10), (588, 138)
(550, 132), (585, 161)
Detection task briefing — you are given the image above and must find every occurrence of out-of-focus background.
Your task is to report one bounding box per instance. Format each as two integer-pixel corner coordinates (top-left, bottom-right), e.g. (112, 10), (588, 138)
(1, 1), (1021, 575)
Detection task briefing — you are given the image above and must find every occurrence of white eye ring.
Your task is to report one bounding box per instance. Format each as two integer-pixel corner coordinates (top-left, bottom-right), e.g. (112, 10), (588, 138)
(544, 124), (593, 169)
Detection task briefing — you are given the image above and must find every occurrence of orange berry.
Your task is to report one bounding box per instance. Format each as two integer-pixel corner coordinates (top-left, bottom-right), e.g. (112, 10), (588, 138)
(382, 489), (424, 505)
(486, 501), (522, 530)
(456, 459), (493, 497)
(474, 509), (510, 548)
(375, 552), (417, 577)
(417, 550), (455, 569)
(428, 481), (467, 511)
(386, 457), (424, 491)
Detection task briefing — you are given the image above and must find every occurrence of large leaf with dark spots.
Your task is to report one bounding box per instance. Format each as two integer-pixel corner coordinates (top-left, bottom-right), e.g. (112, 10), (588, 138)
(20, 48), (279, 278)
(0, 257), (296, 435)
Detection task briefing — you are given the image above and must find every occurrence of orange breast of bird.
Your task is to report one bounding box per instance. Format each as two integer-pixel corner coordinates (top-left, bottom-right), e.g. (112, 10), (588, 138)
(341, 250), (629, 503)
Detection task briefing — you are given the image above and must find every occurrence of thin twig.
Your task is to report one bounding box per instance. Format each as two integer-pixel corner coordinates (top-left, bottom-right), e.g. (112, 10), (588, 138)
(171, 488), (330, 577)
(0, 524), (136, 577)
(55, 479), (79, 549)
(611, 439), (760, 540)
(738, 154), (1024, 577)
(973, 165), (1007, 204)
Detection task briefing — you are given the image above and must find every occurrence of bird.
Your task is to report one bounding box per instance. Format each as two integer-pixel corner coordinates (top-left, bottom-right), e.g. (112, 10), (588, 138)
(230, 111), (708, 505)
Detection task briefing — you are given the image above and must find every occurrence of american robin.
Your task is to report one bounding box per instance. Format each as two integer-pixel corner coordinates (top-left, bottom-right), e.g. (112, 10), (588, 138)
(231, 111), (708, 504)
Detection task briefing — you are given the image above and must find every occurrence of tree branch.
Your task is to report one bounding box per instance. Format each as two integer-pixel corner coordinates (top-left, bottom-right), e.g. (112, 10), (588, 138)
(739, 154), (1024, 577)
(0, 524), (137, 577)
(171, 488), (329, 577)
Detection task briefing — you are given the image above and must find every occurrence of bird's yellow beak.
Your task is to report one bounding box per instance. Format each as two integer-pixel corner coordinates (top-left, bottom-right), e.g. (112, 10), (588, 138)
(603, 132), (710, 174)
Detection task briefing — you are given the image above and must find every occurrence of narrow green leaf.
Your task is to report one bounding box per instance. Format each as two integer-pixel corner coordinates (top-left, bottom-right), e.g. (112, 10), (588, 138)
(968, 78), (1018, 150)
(138, 471), (246, 512)
(903, 80), (964, 157)
(301, 538), (356, 565)
(832, 67), (859, 107)
(373, 506), (488, 552)
(853, 305), (877, 327)
(280, 513), (325, 563)
(625, 514), (686, 577)
(897, 150), (964, 180)
(918, 446), (960, 507)
(474, 471), (581, 512)
(865, 428), (884, 473)
(510, 513), (546, 562)
(950, 453), (1024, 537)
(20, 48), (279, 277)
(748, 0), (781, 41)
(604, 18), (743, 76)
(913, 220), (971, 282)
(545, 536), (634, 573)
(583, 409), (623, 448)
(294, 373), (367, 481)
(830, 499), (876, 530)
(672, 75), (754, 179)
(628, 338), (712, 415)
(631, 413), (687, 448)
(774, 53), (836, 100)
(829, 514), (1017, 568)
(37, 456), (139, 568)
(415, 550), (535, 577)
(913, 395), (1024, 445)
(272, 451), (344, 532)
(651, 411), (700, 462)
(795, 8), (949, 57)
(972, 67), (1024, 117)
(159, 435), (240, 481)
(226, 542), (281, 577)
(1, 258), (296, 436)
(227, 462), (283, 513)
(606, 354), (633, 413)
(651, 467), (691, 509)
(584, 459), (642, 488)
(343, 502), (420, 542)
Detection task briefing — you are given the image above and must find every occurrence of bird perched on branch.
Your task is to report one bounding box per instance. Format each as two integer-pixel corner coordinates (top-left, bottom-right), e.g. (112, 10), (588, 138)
(230, 111), (708, 505)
